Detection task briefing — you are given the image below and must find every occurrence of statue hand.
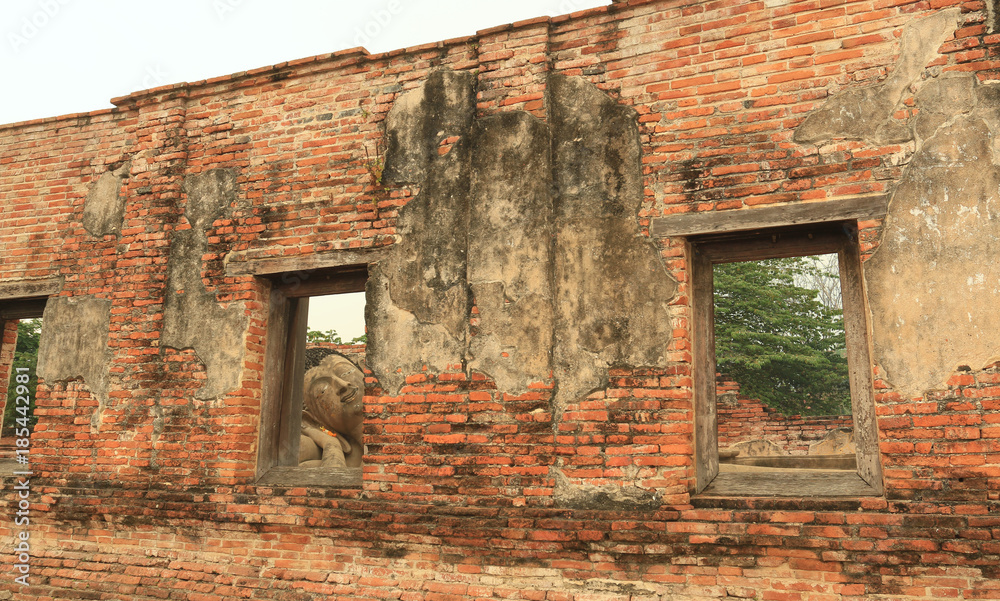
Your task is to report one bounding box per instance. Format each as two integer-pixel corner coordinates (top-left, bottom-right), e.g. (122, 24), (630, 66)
(302, 426), (349, 468)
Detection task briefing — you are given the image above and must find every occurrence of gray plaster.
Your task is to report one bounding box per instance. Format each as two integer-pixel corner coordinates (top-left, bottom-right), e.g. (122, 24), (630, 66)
(468, 112), (554, 393)
(866, 80), (1000, 398)
(371, 70), (677, 412)
(552, 467), (661, 510)
(82, 163), (130, 237)
(382, 70), (476, 185)
(912, 73), (978, 144)
(161, 169), (247, 400)
(550, 74), (678, 407)
(794, 9), (961, 145)
(366, 263), (467, 395)
(36, 296), (112, 431)
(368, 71), (475, 394)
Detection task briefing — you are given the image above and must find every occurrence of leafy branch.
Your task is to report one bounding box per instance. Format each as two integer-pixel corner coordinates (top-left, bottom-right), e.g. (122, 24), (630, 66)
(307, 328), (367, 345)
(714, 257), (851, 416)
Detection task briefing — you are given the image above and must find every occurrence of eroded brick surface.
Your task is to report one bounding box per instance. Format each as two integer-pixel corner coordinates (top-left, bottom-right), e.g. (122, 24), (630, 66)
(1, 1), (999, 599)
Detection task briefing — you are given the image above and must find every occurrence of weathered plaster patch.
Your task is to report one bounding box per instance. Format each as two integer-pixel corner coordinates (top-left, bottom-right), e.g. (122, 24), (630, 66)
(866, 92), (1000, 398)
(552, 467), (661, 510)
(368, 71), (475, 394)
(382, 70), (476, 185)
(913, 73), (977, 145)
(366, 266), (465, 393)
(550, 74), (679, 407)
(161, 169), (247, 400)
(468, 112), (554, 393)
(82, 163), (130, 237)
(975, 85), (1000, 166)
(36, 296), (112, 431)
(794, 9), (961, 145)
(372, 70), (678, 410)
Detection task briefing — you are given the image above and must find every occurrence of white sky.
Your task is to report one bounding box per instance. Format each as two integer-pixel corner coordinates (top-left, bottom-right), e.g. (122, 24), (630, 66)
(310, 292), (367, 341)
(1, 0), (609, 340)
(0, 0), (609, 125)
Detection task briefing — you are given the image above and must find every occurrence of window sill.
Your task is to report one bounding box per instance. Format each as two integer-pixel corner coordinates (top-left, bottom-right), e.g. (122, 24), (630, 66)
(697, 470), (880, 498)
(255, 466), (362, 488)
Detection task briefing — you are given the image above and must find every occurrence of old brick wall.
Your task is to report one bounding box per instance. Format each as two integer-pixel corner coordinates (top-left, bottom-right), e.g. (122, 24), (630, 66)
(716, 378), (854, 456)
(306, 342), (366, 364)
(0, 0), (999, 599)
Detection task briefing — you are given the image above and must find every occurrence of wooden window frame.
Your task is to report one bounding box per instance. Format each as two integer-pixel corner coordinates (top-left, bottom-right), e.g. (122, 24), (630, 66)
(0, 300), (48, 322)
(0, 280), (57, 325)
(0, 280), (57, 473)
(689, 221), (883, 498)
(255, 265), (369, 488)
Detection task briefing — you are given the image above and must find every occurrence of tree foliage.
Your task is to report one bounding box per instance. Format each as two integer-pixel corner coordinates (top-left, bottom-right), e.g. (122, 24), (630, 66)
(4, 319), (41, 434)
(306, 328), (367, 345)
(714, 257), (850, 416)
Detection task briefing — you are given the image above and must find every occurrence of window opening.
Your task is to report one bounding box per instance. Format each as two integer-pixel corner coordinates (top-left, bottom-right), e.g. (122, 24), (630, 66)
(714, 255), (856, 474)
(3, 318), (42, 440)
(0, 295), (48, 473)
(299, 291), (367, 469)
(690, 222), (882, 497)
(256, 266), (368, 487)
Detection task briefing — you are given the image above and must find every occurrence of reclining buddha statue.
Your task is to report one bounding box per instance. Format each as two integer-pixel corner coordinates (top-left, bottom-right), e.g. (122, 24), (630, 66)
(298, 352), (365, 468)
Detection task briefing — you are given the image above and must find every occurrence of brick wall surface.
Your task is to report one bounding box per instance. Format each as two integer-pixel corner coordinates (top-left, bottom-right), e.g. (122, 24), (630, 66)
(306, 342), (367, 365)
(716, 378), (855, 456)
(1, 0), (999, 599)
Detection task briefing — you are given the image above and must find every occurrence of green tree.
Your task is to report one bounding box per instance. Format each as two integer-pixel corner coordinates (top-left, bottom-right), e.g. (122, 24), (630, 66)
(4, 319), (41, 435)
(307, 328), (343, 344)
(714, 258), (850, 416)
(306, 328), (366, 345)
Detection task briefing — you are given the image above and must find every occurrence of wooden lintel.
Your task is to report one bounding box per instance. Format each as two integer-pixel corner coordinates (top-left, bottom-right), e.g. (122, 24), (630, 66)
(0, 299), (47, 320)
(0, 278), (62, 302)
(278, 269), (368, 298)
(693, 225), (847, 263)
(226, 248), (391, 277)
(650, 195), (889, 238)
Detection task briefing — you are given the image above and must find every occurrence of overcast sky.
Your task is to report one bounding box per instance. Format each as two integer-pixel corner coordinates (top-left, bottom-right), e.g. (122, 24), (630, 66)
(1, 0), (608, 338)
(1, 0), (609, 125)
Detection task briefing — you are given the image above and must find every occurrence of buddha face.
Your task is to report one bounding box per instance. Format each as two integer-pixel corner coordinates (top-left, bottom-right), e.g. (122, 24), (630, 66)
(303, 354), (365, 435)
